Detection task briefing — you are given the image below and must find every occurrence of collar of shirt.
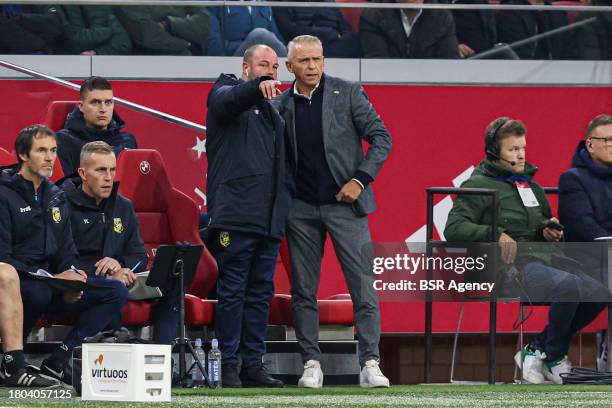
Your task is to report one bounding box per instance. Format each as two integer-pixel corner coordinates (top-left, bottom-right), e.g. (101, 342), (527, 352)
(400, 9), (423, 39)
(292, 80), (321, 101)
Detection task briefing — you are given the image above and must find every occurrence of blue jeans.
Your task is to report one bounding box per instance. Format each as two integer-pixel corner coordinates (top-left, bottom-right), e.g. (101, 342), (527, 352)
(207, 229), (279, 367)
(21, 276), (128, 349)
(522, 262), (608, 360)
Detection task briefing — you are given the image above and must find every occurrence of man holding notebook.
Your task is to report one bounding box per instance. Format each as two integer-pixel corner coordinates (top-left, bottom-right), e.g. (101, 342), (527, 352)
(0, 126), (128, 386)
(61, 141), (180, 345)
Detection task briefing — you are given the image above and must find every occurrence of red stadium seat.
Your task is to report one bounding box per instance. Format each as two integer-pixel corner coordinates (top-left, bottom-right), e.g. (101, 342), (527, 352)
(40, 101), (77, 181)
(269, 237), (355, 326)
(41, 101), (77, 132)
(114, 149), (218, 326)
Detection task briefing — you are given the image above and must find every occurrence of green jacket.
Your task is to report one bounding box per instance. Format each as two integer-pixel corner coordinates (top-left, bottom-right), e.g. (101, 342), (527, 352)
(115, 6), (211, 55)
(57, 6), (132, 55)
(445, 159), (560, 265)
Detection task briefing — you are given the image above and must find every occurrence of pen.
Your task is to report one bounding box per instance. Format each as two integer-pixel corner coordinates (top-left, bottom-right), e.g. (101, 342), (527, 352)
(131, 260), (143, 272)
(70, 265), (81, 275)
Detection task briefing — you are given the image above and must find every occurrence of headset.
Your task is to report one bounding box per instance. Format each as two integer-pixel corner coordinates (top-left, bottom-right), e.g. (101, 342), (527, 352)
(485, 117), (516, 166)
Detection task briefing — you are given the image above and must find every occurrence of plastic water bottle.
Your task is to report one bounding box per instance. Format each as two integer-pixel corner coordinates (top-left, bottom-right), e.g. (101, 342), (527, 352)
(192, 338), (206, 384)
(208, 338), (222, 388)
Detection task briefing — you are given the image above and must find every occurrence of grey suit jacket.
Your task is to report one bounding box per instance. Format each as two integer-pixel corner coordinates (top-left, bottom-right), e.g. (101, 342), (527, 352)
(276, 74), (392, 216)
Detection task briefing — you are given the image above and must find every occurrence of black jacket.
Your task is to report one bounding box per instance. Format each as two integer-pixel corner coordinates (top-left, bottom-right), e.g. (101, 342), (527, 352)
(360, 5), (459, 59)
(575, 7), (612, 60)
(0, 5), (62, 54)
(272, 0), (358, 58)
(206, 74), (294, 239)
(57, 107), (138, 176)
(61, 178), (147, 276)
(496, 0), (577, 59)
(452, 0), (497, 54)
(559, 141), (612, 242)
(0, 167), (78, 273)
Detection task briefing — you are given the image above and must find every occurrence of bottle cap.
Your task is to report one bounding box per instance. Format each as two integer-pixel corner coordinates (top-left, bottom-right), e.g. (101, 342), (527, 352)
(212, 338), (218, 348)
(195, 338), (202, 347)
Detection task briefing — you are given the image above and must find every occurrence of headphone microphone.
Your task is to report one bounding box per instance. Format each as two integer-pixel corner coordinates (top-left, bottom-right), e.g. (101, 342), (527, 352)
(485, 149), (516, 166)
(484, 118), (516, 166)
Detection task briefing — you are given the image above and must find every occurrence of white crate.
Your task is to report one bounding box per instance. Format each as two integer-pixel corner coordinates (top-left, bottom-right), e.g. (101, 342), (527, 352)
(81, 343), (171, 402)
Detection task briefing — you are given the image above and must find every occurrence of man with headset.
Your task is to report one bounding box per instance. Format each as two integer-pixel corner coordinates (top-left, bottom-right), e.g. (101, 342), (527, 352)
(445, 117), (610, 384)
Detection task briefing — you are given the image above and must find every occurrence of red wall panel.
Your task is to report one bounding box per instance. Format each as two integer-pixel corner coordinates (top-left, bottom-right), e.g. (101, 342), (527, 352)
(1, 79), (610, 333)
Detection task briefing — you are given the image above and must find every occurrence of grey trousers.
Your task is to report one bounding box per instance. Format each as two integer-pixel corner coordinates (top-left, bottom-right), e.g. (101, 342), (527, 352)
(286, 199), (381, 366)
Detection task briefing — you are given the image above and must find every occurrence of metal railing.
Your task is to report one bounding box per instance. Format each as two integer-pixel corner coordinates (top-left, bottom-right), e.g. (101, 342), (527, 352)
(0, 59), (206, 134)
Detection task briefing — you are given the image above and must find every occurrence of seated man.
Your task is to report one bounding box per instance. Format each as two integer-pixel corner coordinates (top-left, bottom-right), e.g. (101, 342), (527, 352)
(359, 0), (459, 59)
(56, 5), (132, 55)
(203, 1), (286, 57)
(559, 114), (612, 273)
(57, 76), (137, 176)
(61, 141), (180, 344)
(0, 125), (128, 385)
(115, 5), (211, 55)
(445, 117), (609, 384)
(496, 0), (576, 60)
(0, 264), (57, 387)
(272, 0), (358, 58)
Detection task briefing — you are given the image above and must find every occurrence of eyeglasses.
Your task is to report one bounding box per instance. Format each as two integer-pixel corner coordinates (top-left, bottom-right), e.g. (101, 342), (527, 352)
(589, 136), (612, 146)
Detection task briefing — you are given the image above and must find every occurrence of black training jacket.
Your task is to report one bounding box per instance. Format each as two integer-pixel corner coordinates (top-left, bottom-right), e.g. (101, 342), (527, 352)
(0, 167), (78, 273)
(60, 177), (148, 276)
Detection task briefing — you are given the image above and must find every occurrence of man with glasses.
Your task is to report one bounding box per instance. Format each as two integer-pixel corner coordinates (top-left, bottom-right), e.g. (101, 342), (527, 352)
(559, 114), (612, 370)
(560, 114), (612, 246)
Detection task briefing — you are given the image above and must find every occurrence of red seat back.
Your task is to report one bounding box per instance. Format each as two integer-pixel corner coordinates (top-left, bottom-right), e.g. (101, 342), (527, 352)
(41, 101), (78, 132)
(115, 149), (218, 299)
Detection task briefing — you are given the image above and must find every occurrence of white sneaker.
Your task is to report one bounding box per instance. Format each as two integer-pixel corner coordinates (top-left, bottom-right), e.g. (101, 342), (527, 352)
(298, 360), (323, 388)
(514, 347), (546, 384)
(359, 359), (390, 388)
(544, 356), (572, 384)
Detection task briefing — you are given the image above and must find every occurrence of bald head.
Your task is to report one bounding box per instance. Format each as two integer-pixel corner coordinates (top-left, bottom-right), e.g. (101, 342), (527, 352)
(242, 45), (279, 81)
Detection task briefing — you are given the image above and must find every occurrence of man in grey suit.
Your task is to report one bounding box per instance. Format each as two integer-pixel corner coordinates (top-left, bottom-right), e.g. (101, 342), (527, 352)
(276, 35), (392, 388)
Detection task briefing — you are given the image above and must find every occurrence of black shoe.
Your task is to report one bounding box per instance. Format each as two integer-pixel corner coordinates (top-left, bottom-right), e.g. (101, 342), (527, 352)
(240, 362), (284, 388)
(39, 361), (72, 386)
(2, 365), (60, 388)
(222, 363), (242, 388)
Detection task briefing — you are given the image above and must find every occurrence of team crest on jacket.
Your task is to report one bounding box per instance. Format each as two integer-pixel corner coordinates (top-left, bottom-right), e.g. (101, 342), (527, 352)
(113, 218), (123, 234)
(51, 207), (61, 223)
(219, 231), (230, 248)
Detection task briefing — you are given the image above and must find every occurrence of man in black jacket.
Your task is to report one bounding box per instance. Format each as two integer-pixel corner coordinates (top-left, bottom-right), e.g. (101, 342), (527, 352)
(206, 44), (293, 388)
(0, 125), (128, 386)
(360, 0), (459, 59)
(57, 76), (138, 176)
(61, 141), (179, 345)
(272, 0), (358, 58)
(496, 0), (577, 60)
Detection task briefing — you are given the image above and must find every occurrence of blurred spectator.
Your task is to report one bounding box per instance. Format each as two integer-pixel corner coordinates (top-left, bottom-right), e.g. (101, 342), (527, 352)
(496, 0), (577, 59)
(575, 0), (612, 60)
(359, 0), (459, 58)
(0, 5), (62, 54)
(452, 0), (497, 58)
(56, 6), (131, 55)
(272, 0), (359, 58)
(115, 6), (211, 55)
(202, 2), (286, 56)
